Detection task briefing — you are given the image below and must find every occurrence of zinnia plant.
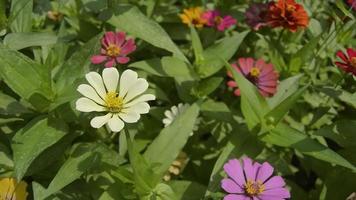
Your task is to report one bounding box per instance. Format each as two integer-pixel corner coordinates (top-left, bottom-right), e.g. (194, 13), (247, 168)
(222, 157), (290, 200)
(76, 68), (155, 132)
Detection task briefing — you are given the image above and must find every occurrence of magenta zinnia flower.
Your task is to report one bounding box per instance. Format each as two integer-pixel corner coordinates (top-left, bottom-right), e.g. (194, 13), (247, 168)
(347, 0), (356, 10)
(335, 48), (356, 76)
(202, 10), (237, 31)
(91, 31), (136, 68)
(221, 157), (290, 200)
(245, 3), (269, 31)
(227, 57), (279, 97)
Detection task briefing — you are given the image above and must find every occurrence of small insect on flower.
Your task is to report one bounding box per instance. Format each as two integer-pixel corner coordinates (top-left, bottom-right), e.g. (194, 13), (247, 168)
(335, 48), (356, 76)
(245, 3), (269, 31)
(227, 57), (279, 97)
(0, 178), (28, 200)
(267, 0), (309, 32)
(221, 157), (290, 200)
(179, 7), (207, 28)
(76, 68), (155, 132)
(91, 31), (136, 68)
(202, 10), (237, 31)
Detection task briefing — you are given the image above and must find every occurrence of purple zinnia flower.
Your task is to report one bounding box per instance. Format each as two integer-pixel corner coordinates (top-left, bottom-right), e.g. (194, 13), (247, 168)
(221, 157), (290, 200)
(245, 3), (269, 31)
(91, 31), (136, 68)
(202, 10), (237, 31)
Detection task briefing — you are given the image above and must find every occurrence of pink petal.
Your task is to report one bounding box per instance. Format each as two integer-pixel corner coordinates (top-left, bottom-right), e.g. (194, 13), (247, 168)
(256, 162), (274, 183)
(224, 194), (250, 200)
(116, 57), (130, 64)
(227, 80), (237, 88)
(243, 157), (259, 181)
(346, 48), (356, 58)
(104, 32), (116, 45)
(104, 58), (116, 68)
(221, 178), (244, 193)
(115, 32), (126, 46)
(120, 38), (136, 55)
(264, 176), (286, 190)
(91, 55), (107, 64)
(258, 85), (277, 95)
(223, 159), (246, 187)
(234, 89), (241, 96)
(238, 58), (253, 75)
(259, 188), (291, 199)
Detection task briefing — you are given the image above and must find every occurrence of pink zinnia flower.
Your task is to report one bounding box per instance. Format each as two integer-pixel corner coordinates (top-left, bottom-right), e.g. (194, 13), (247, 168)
(347, 0), (356, 10)
(245, 3), (269, 31)
(227, 57), (279, 97)
(335, 48), (356, 76)
(202, 10), (237, 31)
(221, 157), (290, 200)
(91, 31), (136, 68)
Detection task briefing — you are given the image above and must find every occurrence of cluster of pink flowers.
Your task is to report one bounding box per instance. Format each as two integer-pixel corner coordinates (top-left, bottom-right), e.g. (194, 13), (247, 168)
(202, 10), (237, 31)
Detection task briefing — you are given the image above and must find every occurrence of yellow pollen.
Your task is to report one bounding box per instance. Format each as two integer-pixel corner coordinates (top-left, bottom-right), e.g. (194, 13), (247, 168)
(250, 67), (261, 77)
(105, 91), (124, 113)
(245, 180), (265, 196)
(214, 16), (223, 24)
(286, 4), (296, 12)
(351, 57), (356, 68)
(106, 44), (121, 57)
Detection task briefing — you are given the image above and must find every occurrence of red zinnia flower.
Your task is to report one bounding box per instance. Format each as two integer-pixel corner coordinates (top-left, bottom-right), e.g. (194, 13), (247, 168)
(267, 0), (309, 32)
(91, 31), (136, 68)
(245, 3), (269, 31)
(335, 48), (356, 76)
(348, 0), (356, 10)
(227, 58), (279, 97)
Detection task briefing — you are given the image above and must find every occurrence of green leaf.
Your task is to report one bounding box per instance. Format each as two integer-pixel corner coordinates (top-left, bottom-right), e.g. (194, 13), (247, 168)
(12, 117), (68, 181)
(9, 0), (32, 32)
(198, 31), (249, 78)
(261, 123), (356, 171)
(4, 32), (58, 50)
(144, 103), (200, 178)
(0, 0), (6, 30)
(191, 77), (223, 98)
(0, 44), (53, 111)
(33, 143), (104, 200)
(265, 84), (309, 125)
(335, 0), (355, 20)
(190, 26), (203, 63)
(169, 181), (206, 200)
(109, 6), (188, 62)
(0, 91), (30, 115)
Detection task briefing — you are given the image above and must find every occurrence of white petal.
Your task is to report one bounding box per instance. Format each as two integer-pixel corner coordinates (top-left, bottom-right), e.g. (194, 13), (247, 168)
(164, 110), (173, 120)
(123, 102), (150, 114)
(85, 71), (107, 98)
(103, 67), (119, 92)
(119, 112), (140, 123)
(163, 118), (172, 126)
(77, 84), (105, 105)
(76, 98), (106, 112)
(124, 94), (155, 107)
(90, 113), (112, 128)
(171, 105), (178, 116)
(119, 69), (138, 98)
(123, 78), (148, 103)
(107, 114), (125, 132)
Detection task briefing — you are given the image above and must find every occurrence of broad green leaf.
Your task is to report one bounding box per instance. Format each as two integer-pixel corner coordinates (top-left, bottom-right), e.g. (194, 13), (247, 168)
(12, 117), (68, 181)
(198, 31), (249, 78)
(9, 0), (32, 32)
(0, 92), (30, 115)
(0, 0), (6, 31)
(4, 32), (58, 50)
(108, 6), (188, 62)
(144, 103), (200, 178)
(169, 181), (206, 200)
(0, 44), (53, 111)
(33, 143), (105, 200)
(149, 183), (177, 200)
(265, 84), (309, 125)
(190, 26), (203, 63)
(261, 123), (356, 171)
(191, 77), (223, 98)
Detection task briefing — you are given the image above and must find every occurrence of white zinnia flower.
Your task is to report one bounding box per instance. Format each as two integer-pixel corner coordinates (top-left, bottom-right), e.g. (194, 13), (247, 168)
(162, 103), (199, 135)
(75, 68), (155, 132)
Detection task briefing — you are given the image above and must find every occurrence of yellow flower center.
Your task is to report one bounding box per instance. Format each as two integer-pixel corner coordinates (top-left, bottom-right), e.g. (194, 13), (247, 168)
(245, 180), (265, 196)
(351, 57), (356, 68)
(250, 67), (261, 77)
(106, 44), (121, 57)
(214, 16), (223, 24)
(105, 91), (124, 113)
(286, 4), (296, 12)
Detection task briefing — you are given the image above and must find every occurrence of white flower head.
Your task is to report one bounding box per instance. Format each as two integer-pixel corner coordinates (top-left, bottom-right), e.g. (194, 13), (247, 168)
(76, 68), (155, 132)
(162, 103), (199, 135)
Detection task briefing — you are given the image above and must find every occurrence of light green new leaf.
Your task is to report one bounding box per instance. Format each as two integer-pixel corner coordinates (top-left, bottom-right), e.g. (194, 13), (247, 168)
(335, 1), (355, 20)
(4, 32), (58, 50)
(0, 44), (53, 111)
(9, 0), (32, 32)
(108, 6), (188, 62)
(262, 123), (356, 171)
(198, 31), (249, 78)
(144, 103), (200, 178)
(190, 26), (204, 63)
(12, 117), (68, 181)
(265, 84), (309, 125)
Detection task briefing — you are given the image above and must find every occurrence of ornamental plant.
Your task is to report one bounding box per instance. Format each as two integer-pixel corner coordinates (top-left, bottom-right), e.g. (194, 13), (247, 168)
(0, 0), (356, 200)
